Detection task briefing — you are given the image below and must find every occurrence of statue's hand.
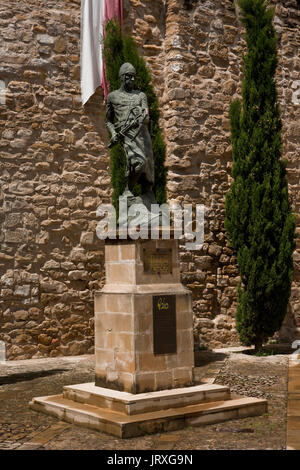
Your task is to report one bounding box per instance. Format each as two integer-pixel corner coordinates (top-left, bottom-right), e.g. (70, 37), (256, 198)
(141, 108), (149, 125)
(110, 133), (119, 144)
(108, 132), (119, 148)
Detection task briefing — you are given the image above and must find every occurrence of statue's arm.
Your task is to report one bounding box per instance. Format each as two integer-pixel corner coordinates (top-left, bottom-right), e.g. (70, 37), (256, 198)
(140, 92), (150, 125)
(106, 95), (118, 140)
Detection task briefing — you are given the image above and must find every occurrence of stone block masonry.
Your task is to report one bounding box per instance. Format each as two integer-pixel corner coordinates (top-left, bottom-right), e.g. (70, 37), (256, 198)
(161, 0), (300, 348)
(94, 237), (194, 393)
(0, 0), (109, 359)
(0, 0), (299, 359)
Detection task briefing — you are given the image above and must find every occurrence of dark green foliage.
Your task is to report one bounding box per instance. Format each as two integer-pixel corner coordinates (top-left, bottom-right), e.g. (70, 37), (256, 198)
(103, 20), (167, 210)
(225, 0), (295, 350)
(109, 142), (127, 209)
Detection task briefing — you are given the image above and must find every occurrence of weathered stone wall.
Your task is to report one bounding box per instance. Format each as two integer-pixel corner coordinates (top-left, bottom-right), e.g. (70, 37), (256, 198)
(275, 0), (300, 340)
(162, 0), (300, 348)
(163, 0), (241, 348)
(0, 0), (299, 359)
(163, 0), (300, 347)
(0, 0), (166, 360)
(0, 0), (109, 359)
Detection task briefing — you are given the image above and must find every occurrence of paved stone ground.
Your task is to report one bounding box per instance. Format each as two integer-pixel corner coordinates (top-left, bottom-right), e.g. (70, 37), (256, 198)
(0, 351), (289, 450)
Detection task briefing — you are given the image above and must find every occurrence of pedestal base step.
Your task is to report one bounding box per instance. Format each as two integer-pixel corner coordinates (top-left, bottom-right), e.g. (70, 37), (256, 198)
(30, 385), (267, 438)
(62, 382), (231, 415)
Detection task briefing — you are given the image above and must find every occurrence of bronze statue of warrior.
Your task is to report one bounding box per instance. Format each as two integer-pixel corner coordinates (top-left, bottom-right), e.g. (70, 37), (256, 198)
(106, 62), (155, 195)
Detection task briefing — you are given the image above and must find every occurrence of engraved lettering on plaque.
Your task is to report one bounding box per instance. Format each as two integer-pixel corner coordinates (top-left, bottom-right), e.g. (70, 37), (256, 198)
(143, 248), (172, 274)
(153, 295), (176, 355)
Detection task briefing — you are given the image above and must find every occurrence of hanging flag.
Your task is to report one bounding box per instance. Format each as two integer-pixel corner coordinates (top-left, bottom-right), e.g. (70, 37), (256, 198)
(80, 0), (104, 105)
(81, 0), (123, 105)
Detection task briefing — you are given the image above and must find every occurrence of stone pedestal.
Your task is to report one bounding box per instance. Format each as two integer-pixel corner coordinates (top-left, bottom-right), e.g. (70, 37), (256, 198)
(30, 233), (267, 438)
(94, 237), (194, 393)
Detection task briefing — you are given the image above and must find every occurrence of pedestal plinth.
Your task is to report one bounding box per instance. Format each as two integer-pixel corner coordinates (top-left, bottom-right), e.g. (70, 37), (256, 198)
(95, 237), (194, 393)
(30, 232), (267, 437)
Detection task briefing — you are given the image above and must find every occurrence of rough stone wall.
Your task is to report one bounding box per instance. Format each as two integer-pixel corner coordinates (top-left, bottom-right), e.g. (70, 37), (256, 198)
(275, 0), (300, 340)
(0, 0), (166, 360)
(0, 0), (299, 359)
(162, 0), (300, 348)
(0, 0), (109, 359)
(163, 0), (242, 348)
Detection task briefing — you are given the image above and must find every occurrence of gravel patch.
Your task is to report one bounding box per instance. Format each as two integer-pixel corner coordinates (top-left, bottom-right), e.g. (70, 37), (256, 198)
(215, 354), (288, 399)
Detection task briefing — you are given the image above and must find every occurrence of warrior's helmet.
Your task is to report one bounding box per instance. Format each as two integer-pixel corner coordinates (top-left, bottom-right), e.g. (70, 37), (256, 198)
(119, 62), (136, 77)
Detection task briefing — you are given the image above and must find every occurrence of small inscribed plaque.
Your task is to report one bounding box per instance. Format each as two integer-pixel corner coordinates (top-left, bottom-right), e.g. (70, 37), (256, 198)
(153, 295), (177, 355)
(143, 249), (172, 274)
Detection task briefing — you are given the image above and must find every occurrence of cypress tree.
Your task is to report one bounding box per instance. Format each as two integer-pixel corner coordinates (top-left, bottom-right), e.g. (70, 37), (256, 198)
(225, 0), (295, 351)
(103, 20), (167, 211)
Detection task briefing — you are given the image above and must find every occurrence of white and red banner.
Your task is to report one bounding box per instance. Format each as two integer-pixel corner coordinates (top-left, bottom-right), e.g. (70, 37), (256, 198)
(80, 0), (123, 105)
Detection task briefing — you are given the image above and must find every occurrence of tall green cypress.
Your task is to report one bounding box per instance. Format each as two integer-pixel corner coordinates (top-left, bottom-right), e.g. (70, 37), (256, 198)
(225, 0), (295, 351)
(103, 20), (167, 211)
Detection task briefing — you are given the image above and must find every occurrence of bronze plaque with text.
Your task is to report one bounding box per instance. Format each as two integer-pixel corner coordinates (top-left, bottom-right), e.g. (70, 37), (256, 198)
(153, 295), (177, 355)
(143, 249), (172, 274)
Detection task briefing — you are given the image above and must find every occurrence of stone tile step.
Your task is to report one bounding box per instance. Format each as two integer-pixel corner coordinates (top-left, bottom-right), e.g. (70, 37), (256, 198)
(287, 416), (300, 430)
(286, 429), (300, 450)
(288, 400), (300, 416)
(30, 394), (267, 439)
(62, 382), (231, 415)
(288, 383), (300, 392)
(288, 372), (300, 378)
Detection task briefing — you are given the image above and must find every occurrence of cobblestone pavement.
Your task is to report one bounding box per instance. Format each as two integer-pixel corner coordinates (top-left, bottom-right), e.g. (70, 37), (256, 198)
(0, 352), (289, 450)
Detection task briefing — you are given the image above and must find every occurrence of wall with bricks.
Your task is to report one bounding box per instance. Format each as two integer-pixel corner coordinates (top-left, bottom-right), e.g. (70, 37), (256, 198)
(0, 0), (299, 359)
